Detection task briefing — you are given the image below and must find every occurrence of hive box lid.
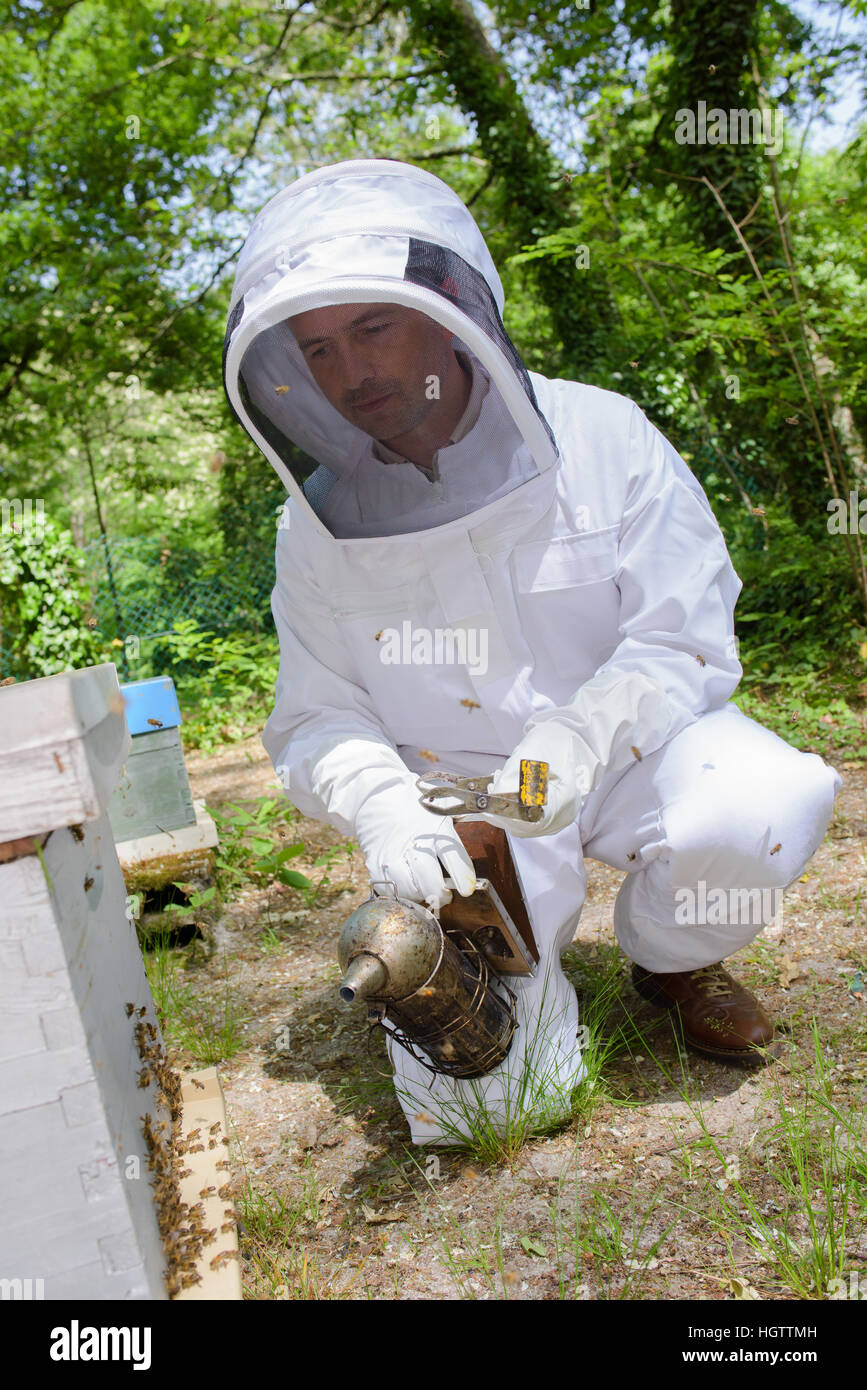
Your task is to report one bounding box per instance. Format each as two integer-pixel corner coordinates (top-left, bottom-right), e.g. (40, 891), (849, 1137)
(120, 677), (182, 734)
(0, 664), (131, 839)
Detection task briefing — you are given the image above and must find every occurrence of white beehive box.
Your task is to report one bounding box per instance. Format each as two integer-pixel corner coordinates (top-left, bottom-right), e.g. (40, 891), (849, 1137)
(0, 665), (169, 1300)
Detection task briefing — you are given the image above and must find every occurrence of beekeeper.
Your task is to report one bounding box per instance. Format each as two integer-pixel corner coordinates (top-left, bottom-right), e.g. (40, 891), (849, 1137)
(222, 158), (841, 1145)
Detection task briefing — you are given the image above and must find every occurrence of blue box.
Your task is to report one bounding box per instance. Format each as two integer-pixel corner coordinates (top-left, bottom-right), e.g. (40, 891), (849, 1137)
(120, 677), (182, 735)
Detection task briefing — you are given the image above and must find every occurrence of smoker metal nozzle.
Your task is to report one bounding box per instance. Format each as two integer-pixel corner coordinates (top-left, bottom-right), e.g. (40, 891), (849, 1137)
(339, 952), (387, 1003)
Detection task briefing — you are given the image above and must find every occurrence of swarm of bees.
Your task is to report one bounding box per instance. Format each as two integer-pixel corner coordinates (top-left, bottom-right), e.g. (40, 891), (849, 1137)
(128, 1002), (231, 1297)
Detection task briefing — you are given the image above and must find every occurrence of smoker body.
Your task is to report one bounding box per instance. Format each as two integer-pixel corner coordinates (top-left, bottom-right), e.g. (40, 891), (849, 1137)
(338, 888), (517, 1079)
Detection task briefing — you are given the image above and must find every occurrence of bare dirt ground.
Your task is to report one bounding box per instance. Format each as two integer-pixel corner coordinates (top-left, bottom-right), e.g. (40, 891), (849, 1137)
(163, 726), (867, 1301)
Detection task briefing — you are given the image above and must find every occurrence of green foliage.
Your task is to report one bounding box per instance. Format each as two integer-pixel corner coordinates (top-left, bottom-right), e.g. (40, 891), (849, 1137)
(733, 667), (864, 760)
(154, 621), (280, 755)
(210, 797), (310, 900)
(0, 517), (101, 678)
(208, 795), (356, 909)
(725, 506), (867, 757)
(162, 882), (217, 920)
(732, 508), (866, 664)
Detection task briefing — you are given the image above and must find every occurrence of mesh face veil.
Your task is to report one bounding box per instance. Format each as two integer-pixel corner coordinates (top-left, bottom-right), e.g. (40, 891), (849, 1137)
(222, 159), (559, 541)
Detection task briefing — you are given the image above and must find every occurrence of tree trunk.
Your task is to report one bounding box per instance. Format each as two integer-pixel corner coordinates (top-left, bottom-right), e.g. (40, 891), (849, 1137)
(397, 0), (616, 380)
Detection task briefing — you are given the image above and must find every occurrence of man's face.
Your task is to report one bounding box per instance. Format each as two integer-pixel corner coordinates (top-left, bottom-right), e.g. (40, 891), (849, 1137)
(287, 302), (454, 440)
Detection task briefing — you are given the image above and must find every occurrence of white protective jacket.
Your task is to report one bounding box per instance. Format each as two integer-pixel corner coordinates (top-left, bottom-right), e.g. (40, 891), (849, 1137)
(223, 159), (743, 1144)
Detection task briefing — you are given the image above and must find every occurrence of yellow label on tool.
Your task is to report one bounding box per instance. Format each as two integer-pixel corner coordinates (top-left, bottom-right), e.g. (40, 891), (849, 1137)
(519, 759), (549, 808)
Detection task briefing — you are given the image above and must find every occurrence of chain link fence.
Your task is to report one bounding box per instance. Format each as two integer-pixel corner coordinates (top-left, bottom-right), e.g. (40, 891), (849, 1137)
(82, 531), (279, 657)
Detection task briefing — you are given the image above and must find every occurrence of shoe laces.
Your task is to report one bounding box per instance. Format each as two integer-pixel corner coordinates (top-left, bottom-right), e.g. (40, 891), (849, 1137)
(689, 964), (732, 999)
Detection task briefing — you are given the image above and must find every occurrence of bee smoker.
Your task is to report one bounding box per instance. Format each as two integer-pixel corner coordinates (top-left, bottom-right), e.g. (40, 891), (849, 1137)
(337, 882), (518, 1079)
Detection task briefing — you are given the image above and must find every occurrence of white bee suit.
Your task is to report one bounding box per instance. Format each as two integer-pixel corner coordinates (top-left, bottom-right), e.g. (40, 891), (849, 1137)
(223, 159), (841, 1145)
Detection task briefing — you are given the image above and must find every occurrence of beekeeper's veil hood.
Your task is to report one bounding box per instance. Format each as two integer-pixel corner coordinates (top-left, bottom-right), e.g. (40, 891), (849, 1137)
(222, 159), (558, 540)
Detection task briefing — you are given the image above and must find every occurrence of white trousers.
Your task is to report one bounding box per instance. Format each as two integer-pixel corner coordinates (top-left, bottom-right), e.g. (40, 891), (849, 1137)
(582, 701), (842, 971)
(390, 703), (842, 1144)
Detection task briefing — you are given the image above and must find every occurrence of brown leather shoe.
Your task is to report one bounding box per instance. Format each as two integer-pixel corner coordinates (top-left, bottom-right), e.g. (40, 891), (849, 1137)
(631, 962), (778, 1066)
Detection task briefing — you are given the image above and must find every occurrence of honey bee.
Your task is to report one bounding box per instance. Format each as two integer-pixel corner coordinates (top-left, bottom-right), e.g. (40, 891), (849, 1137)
(70, 824), (85, 842)
(374, 630), (384, 641)
(188, 1143), (205, 1154)
(187, 1129), (201, 1141)
(274, 384), (290, 395)
(627, 852), (637, 862)
(125, 1003), (135, 1017)
(54, 752), (65, 773)
(209, 1122), (221, 1135)
(137, 1006), (147, 1018)
(208, 1139), (217, 1150)
(199, 1186), (216, 1199)
(631, 746), (642, 761)
(147, 717), (163, 727)
(418, 749), (439, 762)
(770, 843), (782, 855)
(84, 876), (94, 891)
(695, 654), (706, 667)
(210, 1249), (239, 1270)
(460, 699), (480, 711)
(220, 1222), (235, 1234)
(191, 1078), (205, 1090)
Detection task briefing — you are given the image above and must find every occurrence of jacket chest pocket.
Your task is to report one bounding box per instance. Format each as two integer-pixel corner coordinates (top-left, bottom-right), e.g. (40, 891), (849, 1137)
(511, 528), (621, 681)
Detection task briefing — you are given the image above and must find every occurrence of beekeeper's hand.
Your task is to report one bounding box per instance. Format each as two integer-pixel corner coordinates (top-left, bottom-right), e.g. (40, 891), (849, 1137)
(483, 722), (587, 838)
(482, 670), (675, 839)
(356, 790), (476, 911)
